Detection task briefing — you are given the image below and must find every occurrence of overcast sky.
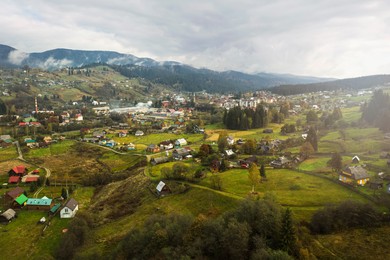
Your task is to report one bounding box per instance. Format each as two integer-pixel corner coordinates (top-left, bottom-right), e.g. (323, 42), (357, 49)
(2, 0), (390, 78)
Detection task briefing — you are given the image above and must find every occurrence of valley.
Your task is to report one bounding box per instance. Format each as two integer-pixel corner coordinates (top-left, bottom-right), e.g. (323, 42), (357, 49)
(1, 65), (390, 259)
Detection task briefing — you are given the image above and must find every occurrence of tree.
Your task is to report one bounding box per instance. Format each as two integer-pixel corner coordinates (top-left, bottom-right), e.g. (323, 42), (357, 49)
(210, 174), (223, 190)
(280, 208), (296, 255)
(218, 131), (228, 152)
(306, 126), (318, 151)
(260, 163), (266, 180)
(61, 187), (68, 199)
(306, 110), (318, 123)
(248, 163), (260, 193)
(300, 142), (314, 159)
(329, 152), (343, 172)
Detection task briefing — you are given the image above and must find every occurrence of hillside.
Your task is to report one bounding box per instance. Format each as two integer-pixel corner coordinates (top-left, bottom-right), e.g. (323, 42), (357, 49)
(0, 65), (174, 110)
(270, 74), (390, 95)
(0, 44), (331, 93)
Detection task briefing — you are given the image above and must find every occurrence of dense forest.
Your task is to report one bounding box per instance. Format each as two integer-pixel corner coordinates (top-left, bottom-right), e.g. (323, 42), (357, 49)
(111, 64), (268, 93)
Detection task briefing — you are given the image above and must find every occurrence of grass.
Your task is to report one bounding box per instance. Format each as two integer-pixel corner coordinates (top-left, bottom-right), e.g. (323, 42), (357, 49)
(0, 210), (69, 259)
(199, 168), (372, 221)
(341, 106), (362, 123)
(113, 132), (204, 146)
(299, 157), (332, 172)
(0, 145), (18, 161)
(99, 152), (142, 172)
(25, 140), (75, 158)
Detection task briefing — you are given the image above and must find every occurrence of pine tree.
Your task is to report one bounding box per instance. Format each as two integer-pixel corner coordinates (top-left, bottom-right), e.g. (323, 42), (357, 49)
(280, 208), (296, 255)
(306, 126), (318, 151)
(260, 163), (266, 180)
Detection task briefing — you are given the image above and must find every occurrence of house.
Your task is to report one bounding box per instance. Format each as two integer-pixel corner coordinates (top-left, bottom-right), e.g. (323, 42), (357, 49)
(146, 144), (160, 153)
(270, 156), (291, 168)
(49, 203), (62, 215)
(227, 136), (235, 145)
(135, 130), (144, 136)
(224, 149), (235, 158)
(60, 198), (79, 218)
(172, 148), (191, 160)
(0, 209), (16, 223)
(175, 138), (187, 147)
(21, 175), (39, 183)
(105, 139), (116, 148)
(352, 155), (360, 164)
(156, 181), (171, 196)
(93, 131), (106, 139)
(127, 143), (136, 150)
(339, 165), (370, 186)
(118, 130), (127, 137)
(26, 197), (53, 211)
(8, 176), (20, 184)
(74, 113), (83, 121)
(151, 157), (170, 166)
(24, 138), (37, 148)
(159, 140), (174, 150)
(5, 187), (25, 205)
(8, 165), (28, 176)
(43, 136), (52, 144)
(14, 194), (28, 207)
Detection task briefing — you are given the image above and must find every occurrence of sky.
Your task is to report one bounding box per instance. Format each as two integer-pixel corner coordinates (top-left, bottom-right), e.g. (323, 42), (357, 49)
(1, 0), (390, 78)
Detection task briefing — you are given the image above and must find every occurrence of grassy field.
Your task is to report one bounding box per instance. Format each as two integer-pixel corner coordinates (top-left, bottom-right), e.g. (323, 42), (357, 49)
(0, 145), (18, 161)
(199, 168), (372, 220)
(25, 140), (75, 158)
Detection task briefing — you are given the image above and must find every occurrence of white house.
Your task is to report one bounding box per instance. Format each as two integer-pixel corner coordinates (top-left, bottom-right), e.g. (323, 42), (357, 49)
(135, 130), (144, 136)
(175, 138), (187, 147)
(60, 198), (79, 218)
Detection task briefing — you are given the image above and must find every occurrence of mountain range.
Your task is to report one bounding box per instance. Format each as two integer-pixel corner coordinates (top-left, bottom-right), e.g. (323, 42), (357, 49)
(0, 44), (333, 92)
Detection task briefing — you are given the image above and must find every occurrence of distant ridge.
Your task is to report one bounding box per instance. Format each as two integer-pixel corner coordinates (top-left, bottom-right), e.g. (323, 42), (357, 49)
(0, 44), (333, 92)
(270, 74), (390, 95)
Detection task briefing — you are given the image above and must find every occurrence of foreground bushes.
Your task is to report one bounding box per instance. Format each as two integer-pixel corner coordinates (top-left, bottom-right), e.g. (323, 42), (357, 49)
(114, 198), (299, 259)
(310, 200), (382, 234)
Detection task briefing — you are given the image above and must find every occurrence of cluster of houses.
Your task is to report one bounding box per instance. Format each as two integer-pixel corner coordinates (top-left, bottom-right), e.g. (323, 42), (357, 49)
(7, 165), (40, 185)
(0, 186), (79, 224)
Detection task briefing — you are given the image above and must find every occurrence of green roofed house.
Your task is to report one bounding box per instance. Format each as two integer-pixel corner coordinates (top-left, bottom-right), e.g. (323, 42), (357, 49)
(49, 203), (62, 215)
(15, 194), (28, 207)
(26, 197), (53, 211)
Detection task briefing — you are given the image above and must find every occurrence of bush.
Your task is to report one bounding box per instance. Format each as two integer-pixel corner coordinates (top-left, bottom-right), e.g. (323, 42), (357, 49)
(310, 200), (382, 234)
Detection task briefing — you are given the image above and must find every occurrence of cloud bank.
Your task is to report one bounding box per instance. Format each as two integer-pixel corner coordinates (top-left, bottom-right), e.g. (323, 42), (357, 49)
(2, 0), (390, 78)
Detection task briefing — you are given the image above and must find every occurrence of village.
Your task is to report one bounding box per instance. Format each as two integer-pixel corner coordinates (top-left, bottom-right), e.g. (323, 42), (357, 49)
(2, 67), (390, 258)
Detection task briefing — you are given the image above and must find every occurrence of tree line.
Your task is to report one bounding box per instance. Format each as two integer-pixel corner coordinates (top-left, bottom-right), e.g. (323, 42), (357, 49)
(361, 89), (390, 131)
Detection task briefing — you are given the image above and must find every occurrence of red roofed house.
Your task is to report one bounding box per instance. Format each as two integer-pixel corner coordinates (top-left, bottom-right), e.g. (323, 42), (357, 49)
(22, 175), (39, 183)
(8, 176), (20, 184)
(8, 165), (28, 176)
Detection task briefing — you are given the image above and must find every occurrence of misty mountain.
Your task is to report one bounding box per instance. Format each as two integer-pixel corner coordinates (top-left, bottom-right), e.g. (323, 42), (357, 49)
(0, 44), (332, 92)
(270, 74), (390, 95)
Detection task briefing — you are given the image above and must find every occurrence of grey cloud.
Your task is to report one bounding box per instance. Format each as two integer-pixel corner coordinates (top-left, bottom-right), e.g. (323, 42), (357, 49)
(2, 0), (390, 78)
